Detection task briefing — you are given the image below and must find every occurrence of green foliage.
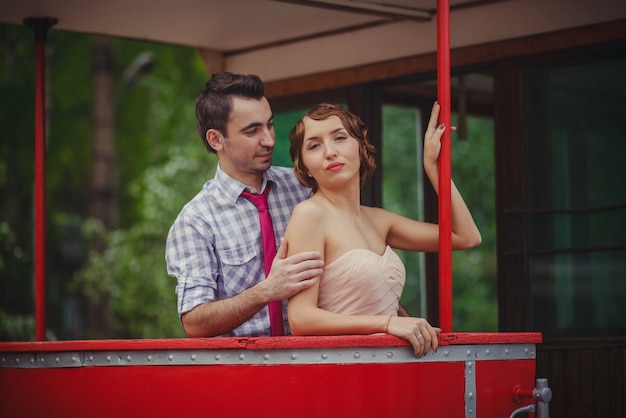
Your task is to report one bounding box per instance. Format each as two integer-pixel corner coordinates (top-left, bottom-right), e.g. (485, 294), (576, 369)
(0, 309), (35, 341)
(70, 38), (210, 339)
(1, 24), (209, 340)
(450, 115), (497, 331)
(75, 145), (211, 338)
(0, 309), (57, 341)
(0, 24), (36, 318)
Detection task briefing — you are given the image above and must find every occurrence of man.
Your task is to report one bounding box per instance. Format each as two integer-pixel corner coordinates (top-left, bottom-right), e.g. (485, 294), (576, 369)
(166, 72), (323, 337)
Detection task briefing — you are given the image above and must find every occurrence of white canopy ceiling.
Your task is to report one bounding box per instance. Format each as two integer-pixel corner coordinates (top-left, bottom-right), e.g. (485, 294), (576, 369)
(2, 0), (625, 81)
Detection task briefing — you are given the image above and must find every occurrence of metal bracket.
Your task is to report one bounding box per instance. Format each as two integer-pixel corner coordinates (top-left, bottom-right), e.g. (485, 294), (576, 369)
(512, 378), (552, 418)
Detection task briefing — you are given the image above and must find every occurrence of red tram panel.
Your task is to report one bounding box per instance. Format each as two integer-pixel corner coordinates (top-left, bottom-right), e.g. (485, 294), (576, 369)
(0, 333), (541, 418)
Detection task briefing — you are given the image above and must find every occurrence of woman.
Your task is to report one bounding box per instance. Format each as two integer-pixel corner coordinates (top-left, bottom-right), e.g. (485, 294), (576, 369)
(284, 102), (482, 357)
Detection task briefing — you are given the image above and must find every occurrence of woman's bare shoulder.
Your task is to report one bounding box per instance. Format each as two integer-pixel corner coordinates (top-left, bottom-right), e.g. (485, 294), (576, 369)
(285, 197), (327, 251)
(292, 196), (326, 219)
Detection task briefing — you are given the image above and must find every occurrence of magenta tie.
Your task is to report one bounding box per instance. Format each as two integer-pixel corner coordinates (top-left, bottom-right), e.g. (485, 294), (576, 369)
(241, 186), (284, 336)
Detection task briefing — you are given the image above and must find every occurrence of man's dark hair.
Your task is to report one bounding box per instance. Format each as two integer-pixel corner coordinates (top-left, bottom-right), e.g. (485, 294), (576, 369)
(195, 72), (265, 153)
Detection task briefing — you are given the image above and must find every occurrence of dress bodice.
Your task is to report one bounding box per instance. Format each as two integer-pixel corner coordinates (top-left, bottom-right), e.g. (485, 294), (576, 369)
(318, 246), (405, 316)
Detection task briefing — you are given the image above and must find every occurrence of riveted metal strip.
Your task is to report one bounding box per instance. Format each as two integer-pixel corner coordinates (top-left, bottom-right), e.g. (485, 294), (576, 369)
(1, 343), (535, 368)
(465, 360), (477, 418)
(1, 351), (83, 368)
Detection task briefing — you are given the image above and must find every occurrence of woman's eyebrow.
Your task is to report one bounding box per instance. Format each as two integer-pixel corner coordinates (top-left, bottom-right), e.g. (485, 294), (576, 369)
(305, 126), (346, 142)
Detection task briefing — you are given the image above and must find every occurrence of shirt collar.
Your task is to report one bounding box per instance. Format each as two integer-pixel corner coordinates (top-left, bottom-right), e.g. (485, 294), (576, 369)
(214, 163), (276, 203)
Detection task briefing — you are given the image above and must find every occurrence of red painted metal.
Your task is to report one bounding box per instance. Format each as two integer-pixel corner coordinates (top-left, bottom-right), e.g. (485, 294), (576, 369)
(33, 23), (47, 343)
(0, 334), (540, 418)
(512, 385), (536, 403)
(476, 359), (537, 416)
(24, 18), (57, 342)
(437, 0), (453, 332)
(0, 332), (542, 352)
(1, 361), (465, 418)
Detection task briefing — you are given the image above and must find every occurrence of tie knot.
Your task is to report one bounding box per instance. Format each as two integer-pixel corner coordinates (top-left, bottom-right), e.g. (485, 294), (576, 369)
(241, 186), (270, 210)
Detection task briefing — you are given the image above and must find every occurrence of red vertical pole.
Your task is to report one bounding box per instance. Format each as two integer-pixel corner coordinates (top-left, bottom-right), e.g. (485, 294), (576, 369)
(436, 0), (453, 333)
(24, 17), (57, 342)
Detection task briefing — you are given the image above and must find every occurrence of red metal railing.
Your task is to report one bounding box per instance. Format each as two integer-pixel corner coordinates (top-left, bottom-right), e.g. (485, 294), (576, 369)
(437, 0), (453, 333)
(24, 17), (57, 342)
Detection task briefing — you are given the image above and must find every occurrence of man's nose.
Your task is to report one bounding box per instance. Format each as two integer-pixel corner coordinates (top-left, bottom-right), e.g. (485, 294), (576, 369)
(260, 127), (275, 147)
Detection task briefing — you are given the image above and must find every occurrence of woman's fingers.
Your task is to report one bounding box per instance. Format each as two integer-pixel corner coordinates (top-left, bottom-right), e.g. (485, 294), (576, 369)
(428, 101), (440, 128)
(390, 316), (441, 358)
(412, 324), (439, 358)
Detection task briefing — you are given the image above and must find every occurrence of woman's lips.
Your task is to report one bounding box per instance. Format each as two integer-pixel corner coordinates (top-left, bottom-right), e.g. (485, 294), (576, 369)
(326, 162), (344, 171)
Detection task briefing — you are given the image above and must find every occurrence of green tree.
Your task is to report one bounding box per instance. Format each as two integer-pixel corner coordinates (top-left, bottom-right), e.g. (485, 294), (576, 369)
(70, 36), (211, 339)
(0, 24), (37, 340)
(1, 23), (209, 340)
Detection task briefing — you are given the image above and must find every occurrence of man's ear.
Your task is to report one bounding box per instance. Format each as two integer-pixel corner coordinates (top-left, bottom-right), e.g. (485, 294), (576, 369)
(206, 129), (223, 151)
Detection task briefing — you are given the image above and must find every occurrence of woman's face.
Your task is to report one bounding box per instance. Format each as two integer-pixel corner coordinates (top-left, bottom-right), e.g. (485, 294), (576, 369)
(300, 115), (361, 190)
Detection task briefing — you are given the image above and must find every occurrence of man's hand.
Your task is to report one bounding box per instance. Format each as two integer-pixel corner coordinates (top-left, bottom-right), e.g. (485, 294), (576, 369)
(261, 238), (324, 302)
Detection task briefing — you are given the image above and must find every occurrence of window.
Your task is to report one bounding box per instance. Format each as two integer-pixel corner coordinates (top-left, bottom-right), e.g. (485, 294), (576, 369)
(523, 50), (626, 337)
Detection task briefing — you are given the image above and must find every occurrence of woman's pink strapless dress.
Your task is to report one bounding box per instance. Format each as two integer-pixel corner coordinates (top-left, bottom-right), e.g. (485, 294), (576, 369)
(317, 246), (405, 316)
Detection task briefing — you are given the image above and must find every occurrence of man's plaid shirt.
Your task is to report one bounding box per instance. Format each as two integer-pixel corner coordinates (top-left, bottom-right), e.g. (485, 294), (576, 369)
(166, 164), (310, 336)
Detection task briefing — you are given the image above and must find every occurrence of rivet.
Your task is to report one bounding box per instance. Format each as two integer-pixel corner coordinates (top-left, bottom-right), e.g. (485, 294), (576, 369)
(468, 392), (474, 399)
(30, 358), (35, 364)
(147, 355), (153, 362)
(263, 353), (270, 360)
(443, 350), (449, 357)
(321, 353), (328, 359)
(239, 354), (245, 360)
(40, 357), (45, 363)
(467, 350), (472, 356)
(107, 356), (112, 362)
(191, 354), (196, 361)
(126, 355), (132, 362)
(168, 354), (174, 361)
(467, 361), (473, 368)
(525, 347), (529, 354)
(89, 356), (94, 362)
(505, 348), (510, 355)
(56, 357), (60, 363)
(354, 352), (361, 359)
(16, 358), (20, 363)
(291, 353), (297, 360)
(71, 357), (76, 362)
(215, 354), (220, 361)
(485, 349), (490, 355)
(386, 351), (393, 358)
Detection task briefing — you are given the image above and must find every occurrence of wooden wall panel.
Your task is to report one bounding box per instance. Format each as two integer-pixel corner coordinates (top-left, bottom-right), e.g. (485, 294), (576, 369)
(537, 344), (626, 418)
